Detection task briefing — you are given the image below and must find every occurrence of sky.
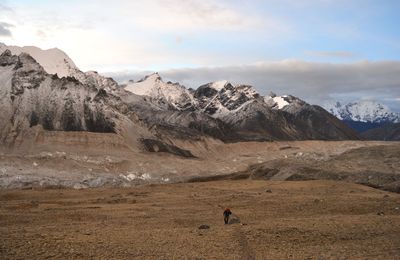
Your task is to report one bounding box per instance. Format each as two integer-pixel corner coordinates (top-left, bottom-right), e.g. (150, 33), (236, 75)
(1, 0), (400, 110)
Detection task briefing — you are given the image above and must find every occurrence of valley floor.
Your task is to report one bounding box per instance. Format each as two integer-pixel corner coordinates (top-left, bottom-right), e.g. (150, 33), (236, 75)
(1, 180), (400, 259)
(1, 138), (397, 189)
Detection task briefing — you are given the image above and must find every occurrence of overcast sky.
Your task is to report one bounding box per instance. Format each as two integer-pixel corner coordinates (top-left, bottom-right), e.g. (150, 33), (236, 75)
(1, 0), (400, 110)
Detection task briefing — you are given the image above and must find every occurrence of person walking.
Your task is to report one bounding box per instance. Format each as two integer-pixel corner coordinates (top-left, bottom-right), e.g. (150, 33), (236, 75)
(223, 208), (232, 224)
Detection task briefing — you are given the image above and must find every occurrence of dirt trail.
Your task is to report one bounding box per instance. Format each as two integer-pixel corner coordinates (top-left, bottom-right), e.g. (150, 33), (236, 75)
(234, 227), (256, 260)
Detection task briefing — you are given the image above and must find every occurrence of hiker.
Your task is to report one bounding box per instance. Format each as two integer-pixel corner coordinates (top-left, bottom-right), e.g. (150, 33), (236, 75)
(223, 208), (232, 224)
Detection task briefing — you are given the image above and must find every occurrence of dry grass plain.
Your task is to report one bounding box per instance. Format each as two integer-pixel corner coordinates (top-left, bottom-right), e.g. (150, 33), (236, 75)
(1, 179), (400, 259)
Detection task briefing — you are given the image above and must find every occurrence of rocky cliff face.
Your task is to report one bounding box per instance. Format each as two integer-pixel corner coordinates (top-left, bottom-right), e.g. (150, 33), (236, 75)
(194, 81), (259, 117)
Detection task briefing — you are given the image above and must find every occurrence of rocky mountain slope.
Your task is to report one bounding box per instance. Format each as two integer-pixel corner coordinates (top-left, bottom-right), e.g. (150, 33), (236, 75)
(0, 49), (233, 154)
(194, 83), (359, 140)
(361, 123), (400, 141)
(0, 50), (151, 147)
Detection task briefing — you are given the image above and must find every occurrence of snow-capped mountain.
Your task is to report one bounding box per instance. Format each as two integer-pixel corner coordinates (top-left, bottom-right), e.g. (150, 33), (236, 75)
(324, 100), (400, 123)
(0, 43), (118, 92)
(0, 50), (125, 144)
(125, 73), (196, 111)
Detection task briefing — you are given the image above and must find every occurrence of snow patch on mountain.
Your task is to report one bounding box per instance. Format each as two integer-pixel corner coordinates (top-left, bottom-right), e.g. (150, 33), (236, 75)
(264, 95), (290, 109)
(272, 96), (289, 109)
(263, 93), (309, 114)
(209, 80), (228, 91)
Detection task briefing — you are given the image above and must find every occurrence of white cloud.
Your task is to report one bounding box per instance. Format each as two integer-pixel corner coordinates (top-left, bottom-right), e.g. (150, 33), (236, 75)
(0, 22), (13, 36)
(106, 0), (286, 32)
(1, 0), (293, 70)
(305, 51), (357, 58)
(106, 60), (400, 111)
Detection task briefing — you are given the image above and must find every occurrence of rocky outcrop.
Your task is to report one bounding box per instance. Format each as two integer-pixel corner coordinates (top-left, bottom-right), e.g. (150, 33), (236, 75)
(140, 138), (195, 158)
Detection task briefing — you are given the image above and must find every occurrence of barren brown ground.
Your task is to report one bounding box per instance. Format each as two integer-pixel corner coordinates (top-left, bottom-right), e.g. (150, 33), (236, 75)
(1, 138), (396, 187)
(1, 180), (400, 259)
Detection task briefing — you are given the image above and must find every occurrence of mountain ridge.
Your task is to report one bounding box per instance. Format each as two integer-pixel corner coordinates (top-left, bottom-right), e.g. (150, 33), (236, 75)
(124, 72), (359, 141)
(0, 44), (359, 154)
(324, 100), (400, 124)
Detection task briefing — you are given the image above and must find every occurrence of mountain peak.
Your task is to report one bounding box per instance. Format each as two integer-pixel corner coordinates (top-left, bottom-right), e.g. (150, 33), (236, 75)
(0, 43), (77, 77)
(194, 81), (261, 117)
(140, 72), (161, 83)
(124, 73), (195, 111)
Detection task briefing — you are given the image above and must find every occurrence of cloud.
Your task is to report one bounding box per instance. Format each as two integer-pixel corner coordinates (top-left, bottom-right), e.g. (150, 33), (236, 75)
(1, 0), (293, 70)
(153, 0), (254, 30)
(305, 51), (357, 58)
(111, 0), (270, 32)
(36, 30), (47, 40)
(106, 60), (400, 111)
(0, 22), (13, 36)
(0, 3), (13, 13)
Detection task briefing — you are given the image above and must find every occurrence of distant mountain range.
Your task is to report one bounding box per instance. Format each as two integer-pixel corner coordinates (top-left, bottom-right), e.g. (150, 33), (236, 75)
(323, 100), (400, 138)
(0, 43), (364, 153)
(324, 100), (400, 124)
